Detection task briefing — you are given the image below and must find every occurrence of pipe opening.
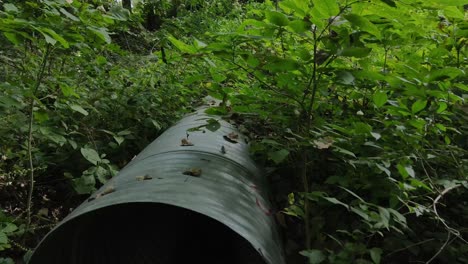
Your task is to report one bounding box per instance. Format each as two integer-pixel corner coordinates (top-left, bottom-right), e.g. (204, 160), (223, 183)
(30, 203), (266, 264)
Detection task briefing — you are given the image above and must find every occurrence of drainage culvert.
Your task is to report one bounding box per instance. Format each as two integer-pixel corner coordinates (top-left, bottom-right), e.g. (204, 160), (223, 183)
(29, 103), (285, 264)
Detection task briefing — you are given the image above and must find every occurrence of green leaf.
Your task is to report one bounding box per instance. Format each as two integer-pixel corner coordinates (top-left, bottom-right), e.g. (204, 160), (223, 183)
(312, 0), (340, 18)
(336, 71), (354, 85)
(69, 104), (88, 116)
(397, 163), (408, 179)
(287, 20), (309, 33)
(80, 147), (101, 165)
(95, 166), (109, 184)
(344, 14), (381, 39)
(351, 207), (370, 220)
(151, 119), (162, 130)
(388, 208), (406, 225)
(443, 6), (465, 19)
(88, 27), (111, 44)
(68, 139), (77, 149)
(0, 232), (7, 244)
(95, 55), (107, 65)
(376, 163), (390, 176)
(265, 10), (289, 27)
(37, 27), (69, 48)
(410, 179), (431, 191)
(435, 123), (447, 132)
(369, 248), (382, 264)
(60, 84), (79, 98)
(73, 175), (96, 194)
(340, 47), (372, 58)
(380, 0), (396, 7)
(371, 132), (381, 140)
(436, 102), (447, 113)
(269, 149), (290, 164)
(333, 146), (356, 158)
(339, 186), (365, 202)
(113, 135), (124, 145)
(59, 8), (79, 21)
(39, 32), (56, 45)
(427, 67), (464, 82)
(427, 0), (468, 6)
(3, 3), (19, 13)
(167, 35), (196, 54)
(373, 91), (387, 107)
(405, 165), (415, 178)
(117, 130), (132, 136)
(205, 119), (221, 132)
(1, 223), (17, 233)
(300, 249), (326, 264)
(378, 207), (390, 228)
(194, 38), (207, 49)
(279, 0), (309, 18)
(3, 32), (22, 45)
(33, 111), (49, 123)
(263, 58), (300, 72)
(411, 100), (427, 114)
(108, 5), (130, 21)
(322, 197), (349, 208)
(45, 132), (67, 146)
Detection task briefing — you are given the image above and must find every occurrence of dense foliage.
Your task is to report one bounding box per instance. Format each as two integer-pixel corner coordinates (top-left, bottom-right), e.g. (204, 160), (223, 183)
(0, 0), (467, 263)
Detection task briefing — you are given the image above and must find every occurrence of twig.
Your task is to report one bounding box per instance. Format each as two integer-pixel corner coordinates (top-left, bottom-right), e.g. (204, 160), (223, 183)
(432, 184), (462, 235)
(26, 45), (51, 228)
(385, 238), (435, 257)
(425, 232), (453, 264)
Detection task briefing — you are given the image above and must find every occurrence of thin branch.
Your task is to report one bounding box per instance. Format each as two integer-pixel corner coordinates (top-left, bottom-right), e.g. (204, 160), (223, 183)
(432, 184), (462, 235)
(385, 238), (435, 258)
(26, 45), (51, 228)
(425, 232), (453, 264)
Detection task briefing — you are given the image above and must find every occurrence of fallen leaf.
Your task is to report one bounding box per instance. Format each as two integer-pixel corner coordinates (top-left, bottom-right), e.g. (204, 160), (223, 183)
(95, 185), (115, 199)
(181, 138), (194, 146)
(228, 132), (239, 139)
(183, 168), (202, 177)
(223, 135), (238, 144)
(136, 175), (153, 181)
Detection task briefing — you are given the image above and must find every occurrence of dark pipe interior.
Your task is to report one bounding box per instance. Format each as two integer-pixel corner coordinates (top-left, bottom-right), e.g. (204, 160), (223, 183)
(31, 203), (265, 264)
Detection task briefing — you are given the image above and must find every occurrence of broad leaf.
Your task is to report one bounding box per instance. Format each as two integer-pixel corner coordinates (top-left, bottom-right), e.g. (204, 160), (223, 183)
(88, 27), (111, 44)
(3, 3), (19, 13)
(300, 249), (326, 264)
(279, 0), (309, 18)
(69, 104), (88, 116)
(411, 100), (427, 114)
(265, 10), (289, 27)
(168, 35), (196, 54)
(340, 47), (372, 58)
(205, 119), (221, 132)
(269, 149), (290, 164)
(312, 0), (339, 18)
(373, 91), (388, 107)
(345, 14), (381, 39)
(369, 248), (382, 264)
(81, 147), (101, 165)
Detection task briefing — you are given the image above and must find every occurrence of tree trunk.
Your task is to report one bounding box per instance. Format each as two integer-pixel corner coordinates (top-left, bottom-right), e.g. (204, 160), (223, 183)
(122, 0), (131, 12)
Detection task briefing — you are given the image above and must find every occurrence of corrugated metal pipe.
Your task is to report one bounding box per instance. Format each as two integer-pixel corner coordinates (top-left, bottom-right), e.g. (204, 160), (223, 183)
(28, 99), (285, 264)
